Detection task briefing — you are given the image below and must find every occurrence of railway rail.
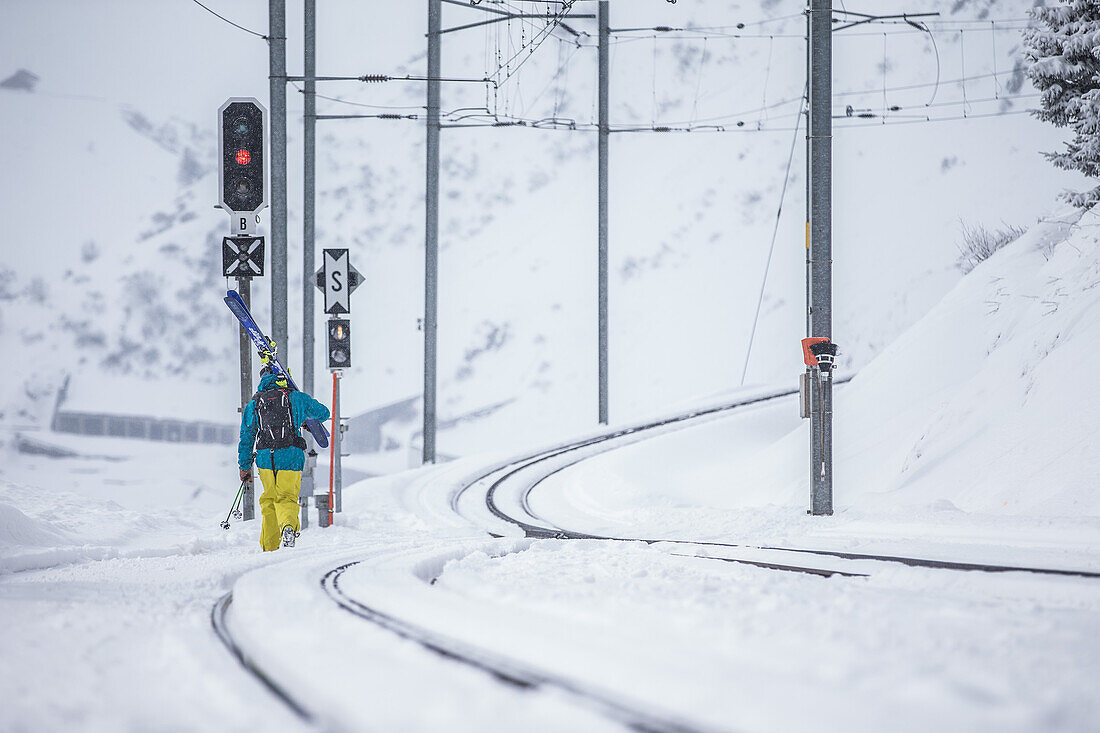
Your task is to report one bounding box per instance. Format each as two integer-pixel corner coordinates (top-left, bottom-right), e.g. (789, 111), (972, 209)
(213, 380), (1099, 730)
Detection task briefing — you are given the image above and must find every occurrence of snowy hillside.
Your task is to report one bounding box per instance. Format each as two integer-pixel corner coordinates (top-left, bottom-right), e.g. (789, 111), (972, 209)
(0, 0), (1089, 462)
(2, 199), (1099, 731)
(532, 200), (1100, 556)
(3, 2), (1100, 731)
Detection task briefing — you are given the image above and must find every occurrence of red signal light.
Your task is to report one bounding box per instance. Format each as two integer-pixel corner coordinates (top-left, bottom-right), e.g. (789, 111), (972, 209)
(235, 149), (251, 165)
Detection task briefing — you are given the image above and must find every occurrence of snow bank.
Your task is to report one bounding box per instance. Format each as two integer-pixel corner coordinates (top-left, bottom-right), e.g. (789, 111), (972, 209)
(428, 538), (1100, 732)
(828, 202), (1099, 514)
(0, 498), (68, 549)
(533, 201), (1100, 554)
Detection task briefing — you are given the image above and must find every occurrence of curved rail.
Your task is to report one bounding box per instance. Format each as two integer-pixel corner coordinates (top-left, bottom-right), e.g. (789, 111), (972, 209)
(482, 385), (810, 536)
(321, 562), (718, 733)
(213, 377), (1099, 730)
(210, 592), (316, 724)
(470, 389), (1100, 580)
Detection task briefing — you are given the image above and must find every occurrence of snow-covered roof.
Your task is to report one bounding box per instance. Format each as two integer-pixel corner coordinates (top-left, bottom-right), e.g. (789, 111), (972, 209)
(59, 373), (241, 425)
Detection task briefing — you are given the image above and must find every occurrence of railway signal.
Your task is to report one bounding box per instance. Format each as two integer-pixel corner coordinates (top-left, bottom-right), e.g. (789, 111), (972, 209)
(222, 236), (265, 278)
(325, 316), (351, 519)
(315, 248), (362, 315)
(327, 319), (351, 370)
(218, 98), (269, 523)
(218, 98), (267, 231)
(313, 250), (361, 521)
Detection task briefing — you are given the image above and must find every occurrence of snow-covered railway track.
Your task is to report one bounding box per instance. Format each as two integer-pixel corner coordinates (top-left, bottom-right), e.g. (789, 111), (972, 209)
(210, 592), (316, 725)
(467, 387), (1100, 581)
(488, 464), (1100, 580)
(210, 379), (1098, 730)
(319, 560), (720, 733)
(206, 387), (828, 730)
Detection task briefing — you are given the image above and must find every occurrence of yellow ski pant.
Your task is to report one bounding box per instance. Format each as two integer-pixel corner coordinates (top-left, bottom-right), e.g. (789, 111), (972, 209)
(256, 468), (302, 552)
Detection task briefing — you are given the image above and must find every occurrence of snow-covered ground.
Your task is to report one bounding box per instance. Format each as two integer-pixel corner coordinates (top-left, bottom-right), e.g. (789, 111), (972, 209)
(0, 0), (1088, 455)
(4, 200), (1100, 730)
(3, 0), (1100, 730)
(3, 381), (1099, 731)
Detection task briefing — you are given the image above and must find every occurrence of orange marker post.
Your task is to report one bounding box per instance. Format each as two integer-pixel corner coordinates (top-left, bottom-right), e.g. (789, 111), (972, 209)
(328, 371), (337, 525)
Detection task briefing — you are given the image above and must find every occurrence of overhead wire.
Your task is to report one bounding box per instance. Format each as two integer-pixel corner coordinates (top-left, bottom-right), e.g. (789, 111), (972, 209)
(608, 19), (1031, 42)
(303, 6), (1036, 138)
(916, 19), (941, 106)
(742, 90), (807, 386)
(289, 81), (425, 111)
(489, 0), (578, 84)
(759, 36), (774, 129)
(689, 37), (708, 127)
(882, 33), (888, 122)
(651, 34), (659, 125)
(434, 95), (1034, 133)
(602, 67), (1022, 132)
(960, 29), (970, 116)
(188, 0), (267, 39)
(991, 21), (1000, 99)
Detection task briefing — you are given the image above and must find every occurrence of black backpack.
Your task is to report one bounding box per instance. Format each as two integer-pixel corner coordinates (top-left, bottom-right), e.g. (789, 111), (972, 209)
(254, 388), (306, 450)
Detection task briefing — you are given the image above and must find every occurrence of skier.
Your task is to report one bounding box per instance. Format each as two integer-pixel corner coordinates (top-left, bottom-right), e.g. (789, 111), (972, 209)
(238, 365), (330, 551)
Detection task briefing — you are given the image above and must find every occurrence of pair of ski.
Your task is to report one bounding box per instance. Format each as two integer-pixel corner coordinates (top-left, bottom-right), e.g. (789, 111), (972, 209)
(224, 289), (330, 448)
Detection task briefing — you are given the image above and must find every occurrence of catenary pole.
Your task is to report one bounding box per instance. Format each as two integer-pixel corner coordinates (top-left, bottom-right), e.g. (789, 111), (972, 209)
(303, 0), (316, 397)
(805, 11), (812, 339)
(597, 0), (610, 425)
(808, 0), (833, 515)
(269, 0), (289, 359)
(424, 0), (441, 464)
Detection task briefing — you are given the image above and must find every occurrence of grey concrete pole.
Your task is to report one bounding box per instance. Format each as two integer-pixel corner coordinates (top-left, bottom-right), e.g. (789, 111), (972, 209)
(237, 277), (255, 521)
(808, 0), (833, 516)
(423, 0), (441, 464)
(269, 0), (289, 359)
(598, 0), (609, 426)
(303, 0), (316, 397)
(805, 10), (812, 339)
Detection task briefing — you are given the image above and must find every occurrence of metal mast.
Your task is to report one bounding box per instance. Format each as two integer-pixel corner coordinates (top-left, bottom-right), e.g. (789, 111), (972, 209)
(302, 0), (316, 396)
(424, 0), (442, 463)
(597, 0), (610, 425)
(807, 0), (833, 515)
(269, 0), (289, 358)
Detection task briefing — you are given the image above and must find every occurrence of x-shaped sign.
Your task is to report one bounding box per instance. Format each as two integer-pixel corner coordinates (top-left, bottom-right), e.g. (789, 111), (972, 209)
(222, 236), (265, 278)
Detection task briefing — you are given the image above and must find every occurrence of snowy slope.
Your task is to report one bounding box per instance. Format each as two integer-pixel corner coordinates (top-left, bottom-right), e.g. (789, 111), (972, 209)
(528, 200), (1100, 569)
(3, 4), (1100, 732)
(4, 196), (1100, 733)
(5, 424), (1098, 733)
(0, 0), (1089, 462)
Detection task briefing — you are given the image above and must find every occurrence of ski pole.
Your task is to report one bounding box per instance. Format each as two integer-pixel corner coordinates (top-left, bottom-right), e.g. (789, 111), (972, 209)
(221, 482), (246, 530)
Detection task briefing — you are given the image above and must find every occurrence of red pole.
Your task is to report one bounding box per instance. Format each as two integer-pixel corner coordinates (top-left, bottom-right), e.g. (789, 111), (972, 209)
(328, 371), (336, 525)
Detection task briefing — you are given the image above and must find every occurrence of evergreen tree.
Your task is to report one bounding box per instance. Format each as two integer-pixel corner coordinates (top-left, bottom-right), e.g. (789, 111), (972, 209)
(1025, 1), (1100, 207)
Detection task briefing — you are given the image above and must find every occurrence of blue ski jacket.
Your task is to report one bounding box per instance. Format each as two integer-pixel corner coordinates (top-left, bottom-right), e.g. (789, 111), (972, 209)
(238, 374), (330, 471)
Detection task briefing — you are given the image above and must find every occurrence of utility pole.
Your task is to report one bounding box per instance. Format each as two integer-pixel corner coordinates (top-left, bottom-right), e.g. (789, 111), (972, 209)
(424, 0), (441, 464)
(417, 1), (593, 454)
(303, 0), (316, 397)
(269, 0), (289, 359)
(807, 0), (833, 515)
(597, 0), (610, 426)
